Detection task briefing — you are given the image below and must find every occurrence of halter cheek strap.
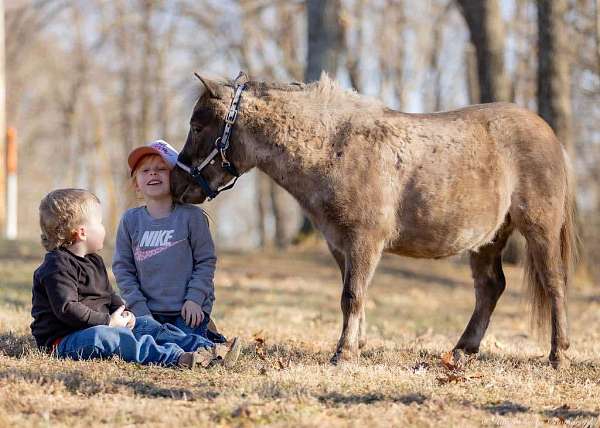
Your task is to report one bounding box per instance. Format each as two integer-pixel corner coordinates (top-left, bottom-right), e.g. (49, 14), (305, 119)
(177, 79), (245, 200)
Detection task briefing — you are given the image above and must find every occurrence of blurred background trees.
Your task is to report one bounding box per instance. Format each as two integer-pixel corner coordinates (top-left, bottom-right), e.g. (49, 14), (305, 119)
(2, 0), (599, 281)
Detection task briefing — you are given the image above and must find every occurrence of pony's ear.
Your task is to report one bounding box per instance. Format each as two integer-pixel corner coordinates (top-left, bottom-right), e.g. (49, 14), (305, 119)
(194, 73), (222, 99)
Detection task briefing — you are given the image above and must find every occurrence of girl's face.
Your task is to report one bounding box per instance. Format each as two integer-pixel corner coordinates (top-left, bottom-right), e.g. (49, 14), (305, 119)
(133, 155), (172, 200)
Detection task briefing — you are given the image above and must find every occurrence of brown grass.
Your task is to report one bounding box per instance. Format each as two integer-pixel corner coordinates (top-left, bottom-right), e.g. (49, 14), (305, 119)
(1, 244), (599, 427)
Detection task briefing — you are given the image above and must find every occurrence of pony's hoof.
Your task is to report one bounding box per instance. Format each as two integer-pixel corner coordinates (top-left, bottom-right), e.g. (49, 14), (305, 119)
(330, 349), (359, 365)
(451, 348), (477, 368)
(549, 352), (571, 370)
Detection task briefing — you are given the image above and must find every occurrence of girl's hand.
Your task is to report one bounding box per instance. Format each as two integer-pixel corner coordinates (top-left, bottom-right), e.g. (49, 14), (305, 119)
(109, 306), (132, 328)
(181, 300), (204, 328)
(122, 310), (136, 330)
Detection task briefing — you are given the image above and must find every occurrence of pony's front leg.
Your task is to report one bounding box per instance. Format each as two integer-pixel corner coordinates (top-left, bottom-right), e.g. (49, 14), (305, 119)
(331, 238), (383, 364)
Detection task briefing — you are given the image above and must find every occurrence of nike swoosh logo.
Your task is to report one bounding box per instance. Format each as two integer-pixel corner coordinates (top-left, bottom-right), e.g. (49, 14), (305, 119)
(134, 239), (185, 262)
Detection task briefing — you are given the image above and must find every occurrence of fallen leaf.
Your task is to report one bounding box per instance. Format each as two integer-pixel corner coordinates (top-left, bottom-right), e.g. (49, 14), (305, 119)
(436, 373), (467, 385)
(252, 331), (267, 360)
(252, 331), (265, 344)
(440, 351), (458, 371)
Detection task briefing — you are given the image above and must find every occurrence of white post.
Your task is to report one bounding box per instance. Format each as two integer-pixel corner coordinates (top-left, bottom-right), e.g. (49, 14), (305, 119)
(6, 127), (16, 240)
(0, 0), (6, 232)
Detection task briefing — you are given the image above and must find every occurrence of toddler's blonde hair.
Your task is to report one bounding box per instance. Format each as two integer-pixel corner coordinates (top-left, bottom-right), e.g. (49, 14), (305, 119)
(39, 189), (100, 251)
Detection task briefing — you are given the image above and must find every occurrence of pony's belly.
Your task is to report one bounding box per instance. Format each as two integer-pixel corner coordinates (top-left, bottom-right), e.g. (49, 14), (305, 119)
(387, 222), (499, 258)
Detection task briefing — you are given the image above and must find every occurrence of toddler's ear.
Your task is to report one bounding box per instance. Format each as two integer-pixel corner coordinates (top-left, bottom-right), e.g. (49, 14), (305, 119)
(72, 226), (86, 242)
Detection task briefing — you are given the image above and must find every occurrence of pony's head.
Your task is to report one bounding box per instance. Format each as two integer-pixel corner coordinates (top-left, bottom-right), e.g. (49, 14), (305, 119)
(171, 74), (255, 204)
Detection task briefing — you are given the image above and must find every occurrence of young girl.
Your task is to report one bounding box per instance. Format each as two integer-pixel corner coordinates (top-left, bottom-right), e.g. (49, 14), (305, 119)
(112, 140), (226, 342)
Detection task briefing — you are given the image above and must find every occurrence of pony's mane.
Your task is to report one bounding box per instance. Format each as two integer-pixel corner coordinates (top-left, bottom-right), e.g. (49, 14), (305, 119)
(243, 73), (384, 114)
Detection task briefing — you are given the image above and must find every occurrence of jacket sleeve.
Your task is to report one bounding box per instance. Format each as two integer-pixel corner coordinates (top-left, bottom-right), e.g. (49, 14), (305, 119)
(112, 215), (151, 316)
(42, 268), (110, 327)
(185, 210), (217, 314)
(109, 293), (126, 312)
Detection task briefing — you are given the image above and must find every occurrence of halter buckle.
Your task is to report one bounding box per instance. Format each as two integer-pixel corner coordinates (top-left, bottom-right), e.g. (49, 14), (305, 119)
(224, 109), (238, 125)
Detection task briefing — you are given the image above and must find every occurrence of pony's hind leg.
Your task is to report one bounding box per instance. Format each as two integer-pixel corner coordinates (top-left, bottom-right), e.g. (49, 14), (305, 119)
(454, 220), (513, 357)
(522, 228), (570, 368)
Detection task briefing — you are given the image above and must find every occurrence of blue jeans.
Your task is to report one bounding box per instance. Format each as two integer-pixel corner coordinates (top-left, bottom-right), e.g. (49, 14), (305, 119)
(55, 315), (215, 366)
(153, 313), (210, 338)
(153, 312), (227, 343)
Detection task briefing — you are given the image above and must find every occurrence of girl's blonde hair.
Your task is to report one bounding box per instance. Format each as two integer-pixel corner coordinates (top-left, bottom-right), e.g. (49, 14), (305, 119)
(39, 189), (100, 251)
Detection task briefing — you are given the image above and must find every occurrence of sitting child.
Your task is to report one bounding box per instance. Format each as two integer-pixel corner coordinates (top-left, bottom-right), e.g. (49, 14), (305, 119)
(113, 140), (225, 342)
(30, 188), (240, 369)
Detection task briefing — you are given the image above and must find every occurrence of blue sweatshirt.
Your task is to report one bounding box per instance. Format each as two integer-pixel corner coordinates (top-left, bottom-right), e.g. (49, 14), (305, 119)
(112, 204), (216, 317)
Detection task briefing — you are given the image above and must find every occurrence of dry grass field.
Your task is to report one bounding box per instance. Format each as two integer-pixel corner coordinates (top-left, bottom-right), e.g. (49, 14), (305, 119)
(1, 241), (599, 427)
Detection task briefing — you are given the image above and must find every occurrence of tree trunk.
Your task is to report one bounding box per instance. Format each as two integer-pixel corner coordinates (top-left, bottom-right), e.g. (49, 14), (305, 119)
(305, 0), (342, 82)
(255, 172), (269, 248)
(138, 0), (154, 145)
(270, 180), (288, 249)
(457, 0), (510, 102)
(299, 0), (342, 238)
(595, 0), (600, 74)
(537, 0), (573, 153)
(465, 44), (479, 104)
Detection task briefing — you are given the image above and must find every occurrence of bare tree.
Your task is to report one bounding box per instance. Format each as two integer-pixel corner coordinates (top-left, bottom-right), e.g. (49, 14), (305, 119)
(298, 0), (342, 238)
(305, 0), (342, 82)
(456, 0), (510, 102)
(137, 0), (157, 145)
(341, 0), (366, 93)
(596, 0), (600, 72)
(508, 0), (536, 107)
(537, 0), (573, 152)
(375, 0), (407, 108)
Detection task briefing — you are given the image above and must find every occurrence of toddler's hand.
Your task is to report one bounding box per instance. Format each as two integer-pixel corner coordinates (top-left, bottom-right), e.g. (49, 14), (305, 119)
(109, 306), (132, 328)
(181, 300), (204, 328)
(123, 310), (136, 330)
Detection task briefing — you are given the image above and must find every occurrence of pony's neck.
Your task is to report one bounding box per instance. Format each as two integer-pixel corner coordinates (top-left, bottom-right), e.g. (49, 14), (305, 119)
(240, 91), (328, 206)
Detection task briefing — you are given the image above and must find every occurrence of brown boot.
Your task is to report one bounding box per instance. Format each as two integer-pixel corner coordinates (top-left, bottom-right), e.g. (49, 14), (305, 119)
(177, 348), (216, 369)
(177, 352), (196, 369)
(213, 337), (242, 368)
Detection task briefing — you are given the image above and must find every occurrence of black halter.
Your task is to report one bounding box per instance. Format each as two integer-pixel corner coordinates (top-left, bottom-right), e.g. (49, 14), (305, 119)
(176, 77), (245, 200)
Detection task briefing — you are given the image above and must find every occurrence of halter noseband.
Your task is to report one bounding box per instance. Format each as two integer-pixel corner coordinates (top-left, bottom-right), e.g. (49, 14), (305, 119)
(176, 78), (245, 200)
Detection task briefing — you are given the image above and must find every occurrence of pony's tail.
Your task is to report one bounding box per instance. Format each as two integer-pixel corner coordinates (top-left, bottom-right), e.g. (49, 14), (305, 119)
(524, 147), (579, 334)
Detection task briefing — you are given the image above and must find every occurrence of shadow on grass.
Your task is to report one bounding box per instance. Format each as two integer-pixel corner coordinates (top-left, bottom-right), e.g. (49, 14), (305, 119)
(318, 392), (427, 406)
(0, 364), (213, 401)
(114, 379), (203, 401)
(0, 332), (37, 357)
(484, 401), (529, 415)
(543, 405), (599, 420)
(481, 401), (598, 423)
(0, 367), (108, 395)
